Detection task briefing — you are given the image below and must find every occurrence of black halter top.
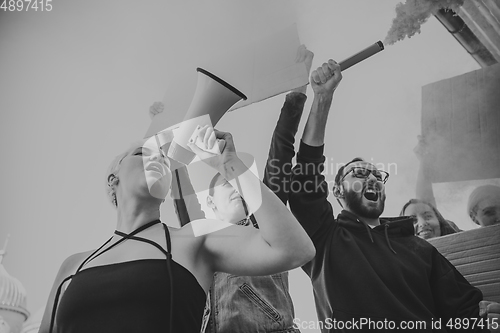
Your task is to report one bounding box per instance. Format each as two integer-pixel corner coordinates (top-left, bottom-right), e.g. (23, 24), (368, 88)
(50, 220), (206, 333)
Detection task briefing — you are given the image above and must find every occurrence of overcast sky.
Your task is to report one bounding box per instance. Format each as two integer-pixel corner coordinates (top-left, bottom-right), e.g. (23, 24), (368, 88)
(0, 0), (491, 330)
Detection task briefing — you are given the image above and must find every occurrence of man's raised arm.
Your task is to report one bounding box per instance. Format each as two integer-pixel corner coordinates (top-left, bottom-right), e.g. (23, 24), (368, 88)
(289, 60), (342, 238)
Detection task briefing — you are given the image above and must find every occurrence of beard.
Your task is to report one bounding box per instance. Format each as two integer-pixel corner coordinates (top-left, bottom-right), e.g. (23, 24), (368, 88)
(344, 188), (385, 219)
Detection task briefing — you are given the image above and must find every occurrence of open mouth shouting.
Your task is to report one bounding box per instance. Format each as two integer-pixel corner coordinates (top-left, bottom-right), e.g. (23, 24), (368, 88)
(363, 187), (379, 202)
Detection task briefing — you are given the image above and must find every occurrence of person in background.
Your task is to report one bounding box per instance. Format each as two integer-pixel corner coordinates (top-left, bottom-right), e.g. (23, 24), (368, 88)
(400, 198), (460, 240)
(415, 135), (500, 230)
(467, 185), (500, 227)
(412, 135), (463, 233)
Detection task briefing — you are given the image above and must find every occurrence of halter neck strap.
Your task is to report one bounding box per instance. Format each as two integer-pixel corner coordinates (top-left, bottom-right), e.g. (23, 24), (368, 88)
(114, 224), (171, 259)
(76, 219), (161, 273)
(49, 219), (162, 333)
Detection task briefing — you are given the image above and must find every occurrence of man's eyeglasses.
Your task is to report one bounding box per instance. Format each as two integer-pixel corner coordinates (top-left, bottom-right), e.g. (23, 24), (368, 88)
(341, 167), (389, 184)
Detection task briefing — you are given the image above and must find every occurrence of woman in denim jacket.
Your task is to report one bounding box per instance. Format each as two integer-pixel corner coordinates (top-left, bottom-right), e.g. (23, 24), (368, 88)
(206, 88), (304, 331)
(204, 85), (309, 333)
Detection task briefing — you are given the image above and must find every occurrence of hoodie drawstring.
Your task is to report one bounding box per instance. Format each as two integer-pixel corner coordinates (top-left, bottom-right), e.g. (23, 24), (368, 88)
(355, 217), (397, 254)
(358, 219), (374, 243)
(384, 224), (397, 254)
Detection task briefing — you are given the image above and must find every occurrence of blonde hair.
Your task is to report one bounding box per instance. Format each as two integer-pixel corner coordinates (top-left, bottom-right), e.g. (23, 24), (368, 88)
(105, 139), (148, 207)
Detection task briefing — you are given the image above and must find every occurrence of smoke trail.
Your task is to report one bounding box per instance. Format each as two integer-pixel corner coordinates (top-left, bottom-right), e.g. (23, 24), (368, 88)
(384, 0), (464, 45)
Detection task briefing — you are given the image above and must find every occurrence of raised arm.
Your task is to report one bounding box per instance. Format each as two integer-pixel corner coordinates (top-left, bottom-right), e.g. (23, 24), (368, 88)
(263, 45), (313, 204)
(188, 127), (315, 276)
(414, 135), (437, 207)
(288, 60), (342, 238)
(301, 59), (342, 147)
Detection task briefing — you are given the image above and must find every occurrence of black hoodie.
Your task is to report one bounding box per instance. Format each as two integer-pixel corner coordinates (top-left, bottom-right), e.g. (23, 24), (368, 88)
(289, 141), (486, 332)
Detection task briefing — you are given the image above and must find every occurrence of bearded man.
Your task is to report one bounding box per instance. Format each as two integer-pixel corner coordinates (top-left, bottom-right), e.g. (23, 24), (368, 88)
(287, 59), (499, 333)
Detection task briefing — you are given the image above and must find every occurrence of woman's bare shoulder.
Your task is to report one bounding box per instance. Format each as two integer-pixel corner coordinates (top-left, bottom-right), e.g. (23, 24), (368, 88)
(58, 250), (94, 276)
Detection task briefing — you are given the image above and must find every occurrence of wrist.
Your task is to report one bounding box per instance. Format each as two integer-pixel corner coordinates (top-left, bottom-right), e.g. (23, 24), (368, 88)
(310, 93), (333, 118)
(312, 91), (334, 103)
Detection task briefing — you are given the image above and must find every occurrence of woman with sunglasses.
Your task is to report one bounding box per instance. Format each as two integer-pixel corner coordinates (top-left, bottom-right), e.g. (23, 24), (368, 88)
(39, 126), (315, 333)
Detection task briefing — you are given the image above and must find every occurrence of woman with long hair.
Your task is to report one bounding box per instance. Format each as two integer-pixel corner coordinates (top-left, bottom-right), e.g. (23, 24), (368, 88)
(400, 198), (460, 240)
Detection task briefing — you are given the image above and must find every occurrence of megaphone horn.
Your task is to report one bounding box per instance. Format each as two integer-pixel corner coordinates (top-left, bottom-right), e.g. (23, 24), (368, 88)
(167, 68), (247, 165)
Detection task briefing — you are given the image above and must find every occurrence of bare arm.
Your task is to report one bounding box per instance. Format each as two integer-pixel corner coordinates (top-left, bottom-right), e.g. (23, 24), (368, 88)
(302, 60), (342, 146)
(39, 251), (90, 333)
(414, 135), (437, 207)
(288, 60), (342, 239)
(416, 161), (437, 207)
(188, 128), (315, 276)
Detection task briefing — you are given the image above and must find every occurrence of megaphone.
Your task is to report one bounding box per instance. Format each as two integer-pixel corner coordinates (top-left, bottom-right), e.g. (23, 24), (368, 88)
(166, 68), (247, 165)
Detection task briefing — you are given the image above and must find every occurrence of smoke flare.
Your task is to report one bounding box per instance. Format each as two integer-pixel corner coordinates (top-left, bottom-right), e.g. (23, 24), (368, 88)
(384, 0), (465, 45)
